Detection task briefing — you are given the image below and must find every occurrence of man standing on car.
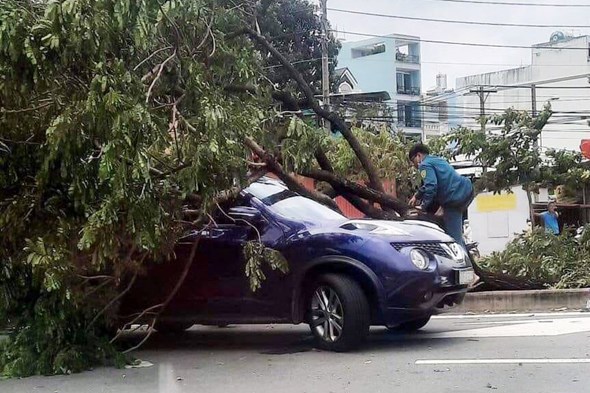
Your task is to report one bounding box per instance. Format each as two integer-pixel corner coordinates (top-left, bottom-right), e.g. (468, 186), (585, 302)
(408, 143), (474, 248)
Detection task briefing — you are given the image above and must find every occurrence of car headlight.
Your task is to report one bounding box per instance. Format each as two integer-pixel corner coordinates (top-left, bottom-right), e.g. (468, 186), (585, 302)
(410, 249), (430, 270)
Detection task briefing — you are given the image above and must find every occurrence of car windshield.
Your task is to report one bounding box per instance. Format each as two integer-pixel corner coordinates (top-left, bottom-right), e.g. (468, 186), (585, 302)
(246, 181), (345, 222)
(270, 196), (345, 222)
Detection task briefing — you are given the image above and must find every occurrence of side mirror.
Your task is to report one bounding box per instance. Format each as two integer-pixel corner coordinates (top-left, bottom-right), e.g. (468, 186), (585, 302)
(228, 206), (263, 225)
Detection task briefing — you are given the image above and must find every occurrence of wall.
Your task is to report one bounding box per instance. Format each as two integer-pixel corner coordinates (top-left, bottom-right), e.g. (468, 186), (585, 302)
(339, 37), (397, 98)
(339, 34), (423, 136)
(467, 186), (530, 255)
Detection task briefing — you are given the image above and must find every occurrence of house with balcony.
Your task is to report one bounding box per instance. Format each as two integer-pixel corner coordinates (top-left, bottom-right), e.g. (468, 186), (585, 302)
(338, 34), (423, 138)
(422, 74), (463, 140)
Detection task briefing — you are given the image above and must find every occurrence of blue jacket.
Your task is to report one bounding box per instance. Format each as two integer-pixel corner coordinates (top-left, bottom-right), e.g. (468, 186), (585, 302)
(417, 155), (473, 210)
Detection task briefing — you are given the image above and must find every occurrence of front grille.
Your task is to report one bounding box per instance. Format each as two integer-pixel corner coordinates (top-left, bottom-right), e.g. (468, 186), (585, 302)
(391, 242), (452, 259)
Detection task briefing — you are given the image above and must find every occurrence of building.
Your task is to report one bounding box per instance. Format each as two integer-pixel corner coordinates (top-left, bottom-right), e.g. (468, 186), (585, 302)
(421, 74), (463, 140)
(452, 33), (590, 254)
(337, 34), (423, 138)
(331, 67), (391, 104)
(456, 33), (590, 151)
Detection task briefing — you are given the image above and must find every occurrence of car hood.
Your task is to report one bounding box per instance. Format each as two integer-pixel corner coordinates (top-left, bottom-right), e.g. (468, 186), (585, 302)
(335, 219), (454, 243)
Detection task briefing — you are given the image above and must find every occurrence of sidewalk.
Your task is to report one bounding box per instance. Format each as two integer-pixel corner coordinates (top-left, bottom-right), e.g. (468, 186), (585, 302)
(451, 288), (590, 314)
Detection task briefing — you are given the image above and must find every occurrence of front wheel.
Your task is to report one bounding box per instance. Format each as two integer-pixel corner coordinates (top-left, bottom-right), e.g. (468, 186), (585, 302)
(307, 274), (370, 352)
(388, 315), (431, 332)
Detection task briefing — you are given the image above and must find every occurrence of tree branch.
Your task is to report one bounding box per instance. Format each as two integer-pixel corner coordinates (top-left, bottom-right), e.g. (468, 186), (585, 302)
(1, 102), (52, 114)
(244, 136), (340, 212)
(341, 193), (401, 220)
(301, 168), (408, 216)
(240, 27), (385, 193)
(145, 51), (176, 104)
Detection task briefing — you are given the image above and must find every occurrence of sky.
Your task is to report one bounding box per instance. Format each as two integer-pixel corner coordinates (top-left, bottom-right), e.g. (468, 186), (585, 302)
(322, 0), (590, 90)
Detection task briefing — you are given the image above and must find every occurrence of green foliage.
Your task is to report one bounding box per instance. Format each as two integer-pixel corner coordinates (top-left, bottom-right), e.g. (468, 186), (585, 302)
(326, 128), (420, 200)
(480, 228), (590, 289)
(0, 0), (312, 377)
(243, 241), (289, 292)
(429, 105), (590, 195)
(280, 116), (329, 173)
(257, 0), (341, 94)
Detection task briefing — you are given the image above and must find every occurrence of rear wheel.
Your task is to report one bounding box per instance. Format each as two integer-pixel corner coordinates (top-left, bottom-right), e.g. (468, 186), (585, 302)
(388, 315), (431, 332)
(154, 321), (193, 334)
(307, 274), (370, 352)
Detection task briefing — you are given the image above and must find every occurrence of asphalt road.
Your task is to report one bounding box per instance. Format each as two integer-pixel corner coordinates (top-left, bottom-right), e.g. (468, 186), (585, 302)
(2, 312), (590, 393)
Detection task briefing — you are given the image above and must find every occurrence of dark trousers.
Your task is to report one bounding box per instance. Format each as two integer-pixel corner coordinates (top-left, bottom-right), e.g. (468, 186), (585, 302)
(442, 191), (475, 248)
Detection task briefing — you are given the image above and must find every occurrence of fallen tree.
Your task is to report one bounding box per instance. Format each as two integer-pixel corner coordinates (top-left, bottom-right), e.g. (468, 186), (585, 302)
(1, 0), (582, 378)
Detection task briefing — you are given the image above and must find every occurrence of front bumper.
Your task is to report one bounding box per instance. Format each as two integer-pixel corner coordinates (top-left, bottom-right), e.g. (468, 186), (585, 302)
(380, 284), (469, 326)
(377, 244), (474, 326)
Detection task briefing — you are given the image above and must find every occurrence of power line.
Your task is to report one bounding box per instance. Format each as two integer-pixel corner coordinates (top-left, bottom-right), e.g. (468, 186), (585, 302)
(264, 58), (325, 69)
(340, 56), (590, 67)
(417, 61), (587, 67)
(267, 57), (590, 69)
(339, 97), (590, 112)
(334, 30), (590, 50)
(479, 84), (590, 89)
(329, 8), (590, 29)
(420, 0), (590, 7)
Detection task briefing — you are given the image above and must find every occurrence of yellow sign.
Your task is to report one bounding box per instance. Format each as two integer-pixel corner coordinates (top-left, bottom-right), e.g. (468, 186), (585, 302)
(476, 193), (518, 213)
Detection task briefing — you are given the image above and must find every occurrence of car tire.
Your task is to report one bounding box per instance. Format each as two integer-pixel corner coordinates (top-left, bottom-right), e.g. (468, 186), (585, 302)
(307, 274), (370, 352)
(388, 315), (431, 332)
(154, 321), (193, 334)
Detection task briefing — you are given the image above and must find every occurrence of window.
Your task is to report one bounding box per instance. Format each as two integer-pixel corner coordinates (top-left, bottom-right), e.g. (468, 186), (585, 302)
(397, 73), (418, 95)
(338, 82), (353, 94)
(246, 180), (345, 223)
(439, 103), (449, 122)
(269, 196), (345, 222)
(351, 43), (386, 59)
(397, 102), (421, 128)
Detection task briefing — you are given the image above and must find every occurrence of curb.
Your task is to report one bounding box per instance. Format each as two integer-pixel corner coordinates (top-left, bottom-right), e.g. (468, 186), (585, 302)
(450, 288), (590, 314)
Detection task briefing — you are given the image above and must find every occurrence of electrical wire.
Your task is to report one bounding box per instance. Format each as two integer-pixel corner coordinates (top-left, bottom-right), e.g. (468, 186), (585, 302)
(479, 84), (590, 89)
(265, 55), (590, 68)
(329, 8), (590, 29)
(418, 0), (590, 7)
(333, 30), (590, 50)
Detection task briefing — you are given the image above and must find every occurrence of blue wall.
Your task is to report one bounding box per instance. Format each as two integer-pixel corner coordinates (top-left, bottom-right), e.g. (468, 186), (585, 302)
(339, 37), (397, 99)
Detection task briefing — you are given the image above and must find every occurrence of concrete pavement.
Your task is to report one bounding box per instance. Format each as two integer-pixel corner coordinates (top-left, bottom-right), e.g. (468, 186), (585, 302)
(2, 312), (590, 393)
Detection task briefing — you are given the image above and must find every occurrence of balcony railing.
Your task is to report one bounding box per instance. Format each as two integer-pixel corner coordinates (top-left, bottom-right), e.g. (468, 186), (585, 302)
(398, 119), (422, 128)
(396, 53), (420, 64)
(397, 86), (421, 96)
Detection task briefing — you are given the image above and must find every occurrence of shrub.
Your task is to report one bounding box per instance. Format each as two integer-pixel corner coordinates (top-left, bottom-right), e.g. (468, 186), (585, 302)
(480, 228), (590, 289)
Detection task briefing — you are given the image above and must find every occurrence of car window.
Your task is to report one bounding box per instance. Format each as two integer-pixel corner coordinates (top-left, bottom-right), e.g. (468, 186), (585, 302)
(269, 196), (345, 222)
(246, 182), (288, 200)
(211, 194), (250, 225)
(246, 179), (345, 222)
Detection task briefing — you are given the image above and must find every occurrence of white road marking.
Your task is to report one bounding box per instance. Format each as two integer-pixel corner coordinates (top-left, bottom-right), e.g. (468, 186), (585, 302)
(433, 311), (589, 319)
(422, 317), (590, 338)
(416, 359), (590, 365)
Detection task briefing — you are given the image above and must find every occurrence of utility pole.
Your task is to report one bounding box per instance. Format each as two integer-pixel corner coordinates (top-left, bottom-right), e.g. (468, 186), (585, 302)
(320, 0), (330, 130)
(478, 85), (485, 133)
(530, 83), (538, 227)
(469, 85), (498, 134)
(468, 85), (497, 174)
(531, 83), (539, 148)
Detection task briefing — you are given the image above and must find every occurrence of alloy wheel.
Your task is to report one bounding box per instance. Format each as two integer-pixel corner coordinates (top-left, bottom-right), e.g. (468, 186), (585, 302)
(310, 286), (344, 342)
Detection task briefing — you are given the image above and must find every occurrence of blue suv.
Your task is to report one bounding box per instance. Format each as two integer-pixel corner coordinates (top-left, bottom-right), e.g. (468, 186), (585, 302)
(121, 177), (474, 351)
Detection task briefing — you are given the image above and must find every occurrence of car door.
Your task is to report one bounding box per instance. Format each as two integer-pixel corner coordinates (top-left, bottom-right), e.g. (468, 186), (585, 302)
(171, 200), (287, 320)
(201, 215), (290, 319)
